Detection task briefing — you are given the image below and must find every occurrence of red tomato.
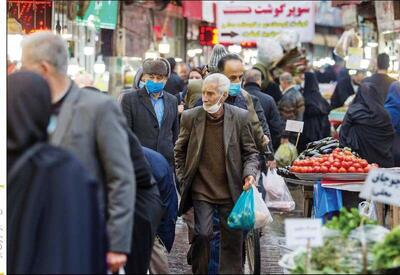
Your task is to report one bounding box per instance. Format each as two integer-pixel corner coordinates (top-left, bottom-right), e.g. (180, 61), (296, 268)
(321, 166), (329, 173)
(290, 166), (298, 173)
(329, 166), (339, 173)
(353, 163), (362, 169)
(357, 167), (364, 173)
(359, 160), (368, 168)
(344, 150), (353, 155)
(314, 166), (321, 173)
(337, 156), (344, 161)
(323, 161), (332, 167)
(328, 156), (335, 163)
(344, 156), (352, 162)
(348, 166), (356, 173)
(333, 161), (341, 168)
(364, 166), (371, 173)
(341, 161), (350, 169)
(293, 160), (300, 166)
(338, 167), (347, 173)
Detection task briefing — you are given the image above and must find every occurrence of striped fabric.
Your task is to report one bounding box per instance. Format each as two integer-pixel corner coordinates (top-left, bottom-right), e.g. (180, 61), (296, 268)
(208, 44), (228, 73)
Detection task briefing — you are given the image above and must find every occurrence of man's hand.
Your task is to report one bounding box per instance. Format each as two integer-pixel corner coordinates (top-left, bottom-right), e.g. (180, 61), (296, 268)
(263, 135), (270, 144)
(243, 175), (256, 191)
(267, 160), (277, 169)
(107, 252), (127, 273)
(178, 103), (184, 114)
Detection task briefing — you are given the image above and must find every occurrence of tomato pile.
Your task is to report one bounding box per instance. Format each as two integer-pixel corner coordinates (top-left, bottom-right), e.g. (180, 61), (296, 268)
(290, 148), (379, 174)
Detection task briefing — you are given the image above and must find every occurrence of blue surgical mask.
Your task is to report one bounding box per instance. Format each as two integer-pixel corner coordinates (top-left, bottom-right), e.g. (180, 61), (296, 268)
(229, 83), (241, 96)
(139, 81), (145, 89)
(145, 80), (165, 94)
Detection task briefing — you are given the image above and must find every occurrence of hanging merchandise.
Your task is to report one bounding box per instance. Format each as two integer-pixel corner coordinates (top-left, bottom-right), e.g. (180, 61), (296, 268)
(334, 28), (361, 59)
(263, 169), (296, 212)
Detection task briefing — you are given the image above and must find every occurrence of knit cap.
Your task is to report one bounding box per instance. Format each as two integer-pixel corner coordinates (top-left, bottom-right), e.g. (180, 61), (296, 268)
(208, 44), (228, 73)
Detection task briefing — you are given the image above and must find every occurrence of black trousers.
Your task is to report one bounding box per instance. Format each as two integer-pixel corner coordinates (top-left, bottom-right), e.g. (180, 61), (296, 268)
(192, 200), (243, 274)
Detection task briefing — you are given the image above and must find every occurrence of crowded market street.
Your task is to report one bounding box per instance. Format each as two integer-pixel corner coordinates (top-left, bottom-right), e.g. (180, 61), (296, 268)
(5, 0), (400, 274)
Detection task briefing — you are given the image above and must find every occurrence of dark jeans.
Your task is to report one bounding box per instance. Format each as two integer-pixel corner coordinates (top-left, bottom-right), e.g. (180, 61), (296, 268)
(192, 200), (243, 274)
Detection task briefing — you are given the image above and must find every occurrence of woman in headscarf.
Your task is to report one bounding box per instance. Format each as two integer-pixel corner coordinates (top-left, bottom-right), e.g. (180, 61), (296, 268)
(384, 81), (400, 166)
(340, 82), (395, 167)
(299, 72), (331, 152)
(7, 71), (106, 274)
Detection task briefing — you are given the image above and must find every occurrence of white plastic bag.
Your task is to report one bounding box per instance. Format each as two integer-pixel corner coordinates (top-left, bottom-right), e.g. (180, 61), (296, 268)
(358, 201), (377, 221)
(252, 185), (273, 229)
(263, 169), (295, 211)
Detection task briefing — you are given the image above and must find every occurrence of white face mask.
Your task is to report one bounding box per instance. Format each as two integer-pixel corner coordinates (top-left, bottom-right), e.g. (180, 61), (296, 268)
(203, 93), (224, 114)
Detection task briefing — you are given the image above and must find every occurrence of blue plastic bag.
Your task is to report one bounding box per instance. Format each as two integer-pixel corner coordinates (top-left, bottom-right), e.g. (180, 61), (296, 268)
(227, 187), (255, 230)
(313, 181), (343, 221)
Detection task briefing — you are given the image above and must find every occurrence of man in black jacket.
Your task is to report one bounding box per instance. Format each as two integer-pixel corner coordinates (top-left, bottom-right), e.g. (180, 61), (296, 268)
(244, 69), (283, 150)
(164, 57), (186, 96)
(121, 59), (179, 166)
(362, 53), (396, 104)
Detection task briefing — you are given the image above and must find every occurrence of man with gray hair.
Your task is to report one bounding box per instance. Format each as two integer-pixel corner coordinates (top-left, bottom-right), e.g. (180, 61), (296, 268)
(278, 72), (305, 143)
(20, 31), (135, 273)
(121, 58), (179, 166)
(175, 73), (259, 274)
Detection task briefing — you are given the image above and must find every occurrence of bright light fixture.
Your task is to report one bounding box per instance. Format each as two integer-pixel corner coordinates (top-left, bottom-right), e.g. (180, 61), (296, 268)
(367, 41), (378, 47)
(364, 47), (372, 59)
(360, 59), (370, 69)
(7, 34), (23, 62)
(187, 50), (196, 58)
(67, 58), (80, 77)
(228, 44), (242, 54)
(175, 58), (183, 62)
(349, 70), (357, 75)
(145, 43), (159, 59)
(193, 48), (203, 54)
(158, 35), (170, 54)
(84, 46), (95, 56)
(366, 71), (372, 77)
(94, 55), (106, 74)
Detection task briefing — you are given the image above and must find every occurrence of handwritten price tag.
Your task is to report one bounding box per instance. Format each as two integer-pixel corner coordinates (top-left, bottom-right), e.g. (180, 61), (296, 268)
(285, 219), (323, 248)
(285, 120), (304, 133)
(360, 169), (400, 207)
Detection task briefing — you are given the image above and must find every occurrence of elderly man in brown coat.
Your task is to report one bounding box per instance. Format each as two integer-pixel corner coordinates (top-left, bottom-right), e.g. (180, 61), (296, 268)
(174, 73), (259, 274)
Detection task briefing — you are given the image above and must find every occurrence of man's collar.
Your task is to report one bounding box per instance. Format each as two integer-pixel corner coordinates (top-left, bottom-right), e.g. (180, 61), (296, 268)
(148, 90), (164, 99)
(283, 85), (296, 94)
(244, 82), (261, 89)
(53, 78), (73, 104)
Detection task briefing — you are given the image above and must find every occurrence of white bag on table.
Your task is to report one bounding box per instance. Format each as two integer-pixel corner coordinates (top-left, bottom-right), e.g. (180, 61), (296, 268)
(263, 169), (295, 212)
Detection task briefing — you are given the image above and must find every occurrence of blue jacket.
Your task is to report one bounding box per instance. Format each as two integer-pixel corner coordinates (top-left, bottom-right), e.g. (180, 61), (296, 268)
(142, 147), (178, 252)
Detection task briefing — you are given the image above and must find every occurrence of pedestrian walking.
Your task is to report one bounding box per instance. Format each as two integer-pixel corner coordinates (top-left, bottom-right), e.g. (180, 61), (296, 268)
(20, 32), (135, 273)
(143, 147), (178, 274)
(121, 58), (179, 166)
(175, 73), (259, 274)
(384, 81), (400, 167)
(125, 131), (164, 274)
(7, 71), (106, 274)
(165, 57), (186, 96)
(244, 69), (283, 151)
(277, 72), (305, 145)
(363, 53), (397, 103)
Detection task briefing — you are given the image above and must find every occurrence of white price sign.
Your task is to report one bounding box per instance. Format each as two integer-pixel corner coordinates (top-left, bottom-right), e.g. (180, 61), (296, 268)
(285, 120), (304, 133)
(360, 169), (400, 207)
(285, 219), (323, 248)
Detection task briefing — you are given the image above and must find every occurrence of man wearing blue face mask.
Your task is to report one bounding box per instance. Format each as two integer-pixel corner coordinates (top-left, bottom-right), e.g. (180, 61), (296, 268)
(121, 59), (179, 167)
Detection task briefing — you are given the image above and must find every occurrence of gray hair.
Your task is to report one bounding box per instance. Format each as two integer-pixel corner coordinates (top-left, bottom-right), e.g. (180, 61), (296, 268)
(21, 31), (69, 75)
(279, 72), (293, 84)
(203, 73), (230, 95)
(244, 69), (262, 84)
